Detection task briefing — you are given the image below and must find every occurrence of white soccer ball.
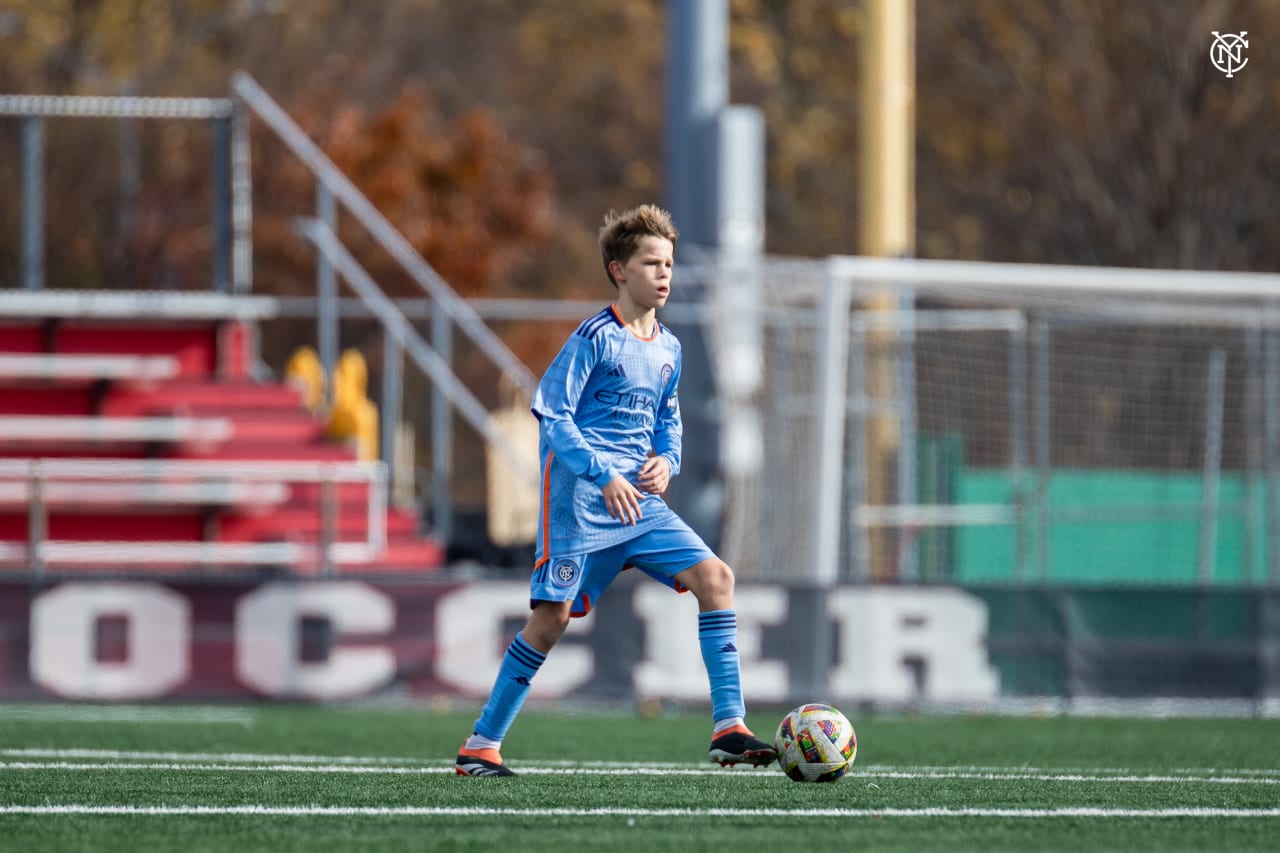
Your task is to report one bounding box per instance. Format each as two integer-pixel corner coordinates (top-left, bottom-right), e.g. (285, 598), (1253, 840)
(773, 703), (857, 783)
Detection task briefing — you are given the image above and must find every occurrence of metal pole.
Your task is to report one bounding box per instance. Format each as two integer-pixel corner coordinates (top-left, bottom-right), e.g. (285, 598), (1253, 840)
(1009, 316), (1030, 580)
(859, 0), (916, 580)
(799, 261), (852, 702)
(320, 474), (337, 577)
(1244, 327), (1263, 584)
(1265, 328), (1280, 584)
(369, 462), (388, 554)
(664, 0), (727, 246)
(1198, 348), (1227, 584)
(663, 1), (729, 549)
(211, 116), (232, 293)
(21, 115), (45, 291)
(812, 260), (852, 586)
(317, 180), (338, 405)
(713, 106), (765, 570)
(896, 286), (918, 580)
(381, 331), (404, 498)
(231, 99), (254, 293)
(1033, 319), (1052, 580)
(117, 112), (141, 266)
(432, 306), (453, 540)
(848, 322), (871, 582)
(28, 462), (46, 577)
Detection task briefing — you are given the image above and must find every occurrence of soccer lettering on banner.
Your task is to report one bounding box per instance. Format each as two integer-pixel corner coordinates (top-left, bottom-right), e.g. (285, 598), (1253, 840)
(827, 586), (1000, 703)
(30, 583), (190, 700)
(25, 581), (400, 700)
(13, 581), (1003, 704)
(632, 584), (789, 701)
(434, 581), (593, 698)
(235, 582), (397, 699)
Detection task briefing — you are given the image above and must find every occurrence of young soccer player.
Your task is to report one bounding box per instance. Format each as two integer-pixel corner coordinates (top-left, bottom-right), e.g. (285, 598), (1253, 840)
(455, 204), (776, 777)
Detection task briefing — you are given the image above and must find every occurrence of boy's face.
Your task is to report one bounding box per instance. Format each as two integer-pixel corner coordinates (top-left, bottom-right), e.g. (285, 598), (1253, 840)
(611, 235), (674, 311)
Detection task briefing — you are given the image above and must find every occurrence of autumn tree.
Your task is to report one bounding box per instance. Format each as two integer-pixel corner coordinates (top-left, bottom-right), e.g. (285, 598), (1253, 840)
(914, 0), (1280, 270)
(5, 0), (1280, 482)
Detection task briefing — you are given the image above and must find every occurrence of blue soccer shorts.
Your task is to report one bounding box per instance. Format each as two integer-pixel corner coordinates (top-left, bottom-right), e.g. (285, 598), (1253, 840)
(530, 518), (715, 617)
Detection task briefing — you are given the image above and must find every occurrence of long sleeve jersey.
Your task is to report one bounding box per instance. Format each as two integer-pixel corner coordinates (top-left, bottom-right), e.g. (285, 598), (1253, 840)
(531, 305), (684, 561)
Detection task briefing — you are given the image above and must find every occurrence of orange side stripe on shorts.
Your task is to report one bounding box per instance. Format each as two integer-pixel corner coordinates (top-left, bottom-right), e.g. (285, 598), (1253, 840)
(536, 452), (554, 567)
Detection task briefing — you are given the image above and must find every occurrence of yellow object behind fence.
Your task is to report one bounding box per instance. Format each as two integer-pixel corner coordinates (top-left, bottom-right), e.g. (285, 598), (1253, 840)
(327, 348), (379, 462)
(284, 346), (325, 412)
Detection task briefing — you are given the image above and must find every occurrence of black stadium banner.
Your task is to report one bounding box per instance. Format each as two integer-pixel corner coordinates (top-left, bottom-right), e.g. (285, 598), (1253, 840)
(1, 575), (1277, 704)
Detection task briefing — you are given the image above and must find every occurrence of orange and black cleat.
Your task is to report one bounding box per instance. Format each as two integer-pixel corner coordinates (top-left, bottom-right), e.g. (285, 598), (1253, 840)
(708, 725), (777, 768)
(455, 743), (518, 777)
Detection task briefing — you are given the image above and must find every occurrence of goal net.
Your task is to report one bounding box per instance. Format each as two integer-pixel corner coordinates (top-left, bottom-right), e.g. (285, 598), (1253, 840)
(685, 255), (1280, 590)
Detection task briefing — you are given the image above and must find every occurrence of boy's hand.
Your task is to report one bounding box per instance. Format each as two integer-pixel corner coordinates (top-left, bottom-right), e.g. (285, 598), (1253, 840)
(637, 455), (670, 495)
(602, 475), (645, 525)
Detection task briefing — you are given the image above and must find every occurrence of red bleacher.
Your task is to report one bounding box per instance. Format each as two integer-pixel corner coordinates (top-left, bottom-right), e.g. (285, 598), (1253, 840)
(0, 312), (444, 575)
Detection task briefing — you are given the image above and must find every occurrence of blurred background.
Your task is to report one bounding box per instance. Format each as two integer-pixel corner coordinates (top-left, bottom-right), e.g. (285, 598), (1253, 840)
(4, 2), (1278, 279)
(1, 0), (1278, 712)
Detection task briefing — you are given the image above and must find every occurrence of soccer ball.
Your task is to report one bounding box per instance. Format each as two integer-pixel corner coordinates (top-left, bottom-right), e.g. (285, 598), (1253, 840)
(773, 703), (857, 783)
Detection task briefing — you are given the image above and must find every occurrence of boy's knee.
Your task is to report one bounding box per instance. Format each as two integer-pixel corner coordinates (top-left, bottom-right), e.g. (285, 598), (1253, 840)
(706, 558), (735, 595)
(680, 557), (735, 607)
(524, 601), (572, 652)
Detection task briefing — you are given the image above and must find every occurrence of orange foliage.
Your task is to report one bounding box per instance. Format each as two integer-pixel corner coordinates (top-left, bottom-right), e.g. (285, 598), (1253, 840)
(291, 85), (554, 299)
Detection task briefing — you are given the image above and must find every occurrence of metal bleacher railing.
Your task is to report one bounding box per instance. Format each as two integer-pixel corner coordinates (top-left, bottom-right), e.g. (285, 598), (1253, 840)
(231, 72), (539, 541)
(0, 458), (387, 577)
(1, 73), (539, 547)
(0, 93), (242, 294)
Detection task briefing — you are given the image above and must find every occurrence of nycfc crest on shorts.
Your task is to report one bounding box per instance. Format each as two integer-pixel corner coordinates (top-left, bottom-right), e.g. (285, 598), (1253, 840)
(552, 559), (580, 588)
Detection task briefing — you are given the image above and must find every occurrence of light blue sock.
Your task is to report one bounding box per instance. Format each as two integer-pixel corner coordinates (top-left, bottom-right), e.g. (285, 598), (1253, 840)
(698, 610), (745, 724)
(473, 632), (546, 743)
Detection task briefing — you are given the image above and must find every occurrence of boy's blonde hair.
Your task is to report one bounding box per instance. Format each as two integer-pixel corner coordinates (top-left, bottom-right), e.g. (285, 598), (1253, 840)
(598, 204), (678, 287)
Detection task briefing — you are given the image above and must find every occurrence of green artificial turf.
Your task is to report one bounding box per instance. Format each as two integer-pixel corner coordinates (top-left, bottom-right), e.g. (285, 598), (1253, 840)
(1, 703), (1277, 851)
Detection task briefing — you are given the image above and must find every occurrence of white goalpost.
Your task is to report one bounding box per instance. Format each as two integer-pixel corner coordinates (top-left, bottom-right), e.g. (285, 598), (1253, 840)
(686, 254), (1280, 589)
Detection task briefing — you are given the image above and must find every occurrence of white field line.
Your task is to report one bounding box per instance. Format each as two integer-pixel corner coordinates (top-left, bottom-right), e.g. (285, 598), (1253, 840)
(10, 761), (744, 777)
(7, 749), (1280, 780)
(2, 804), (1280, 819)
(0, 706), (255, 726)
(1, 748), (430, 766)
(2, 758), (1279, 786)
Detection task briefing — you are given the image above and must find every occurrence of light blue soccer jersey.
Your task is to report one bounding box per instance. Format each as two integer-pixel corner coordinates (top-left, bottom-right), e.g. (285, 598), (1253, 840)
(531, 305), (684, 560)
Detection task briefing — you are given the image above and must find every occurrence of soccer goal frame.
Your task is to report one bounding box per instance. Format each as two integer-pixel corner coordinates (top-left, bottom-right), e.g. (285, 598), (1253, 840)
(693, 254), (1280, 588)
